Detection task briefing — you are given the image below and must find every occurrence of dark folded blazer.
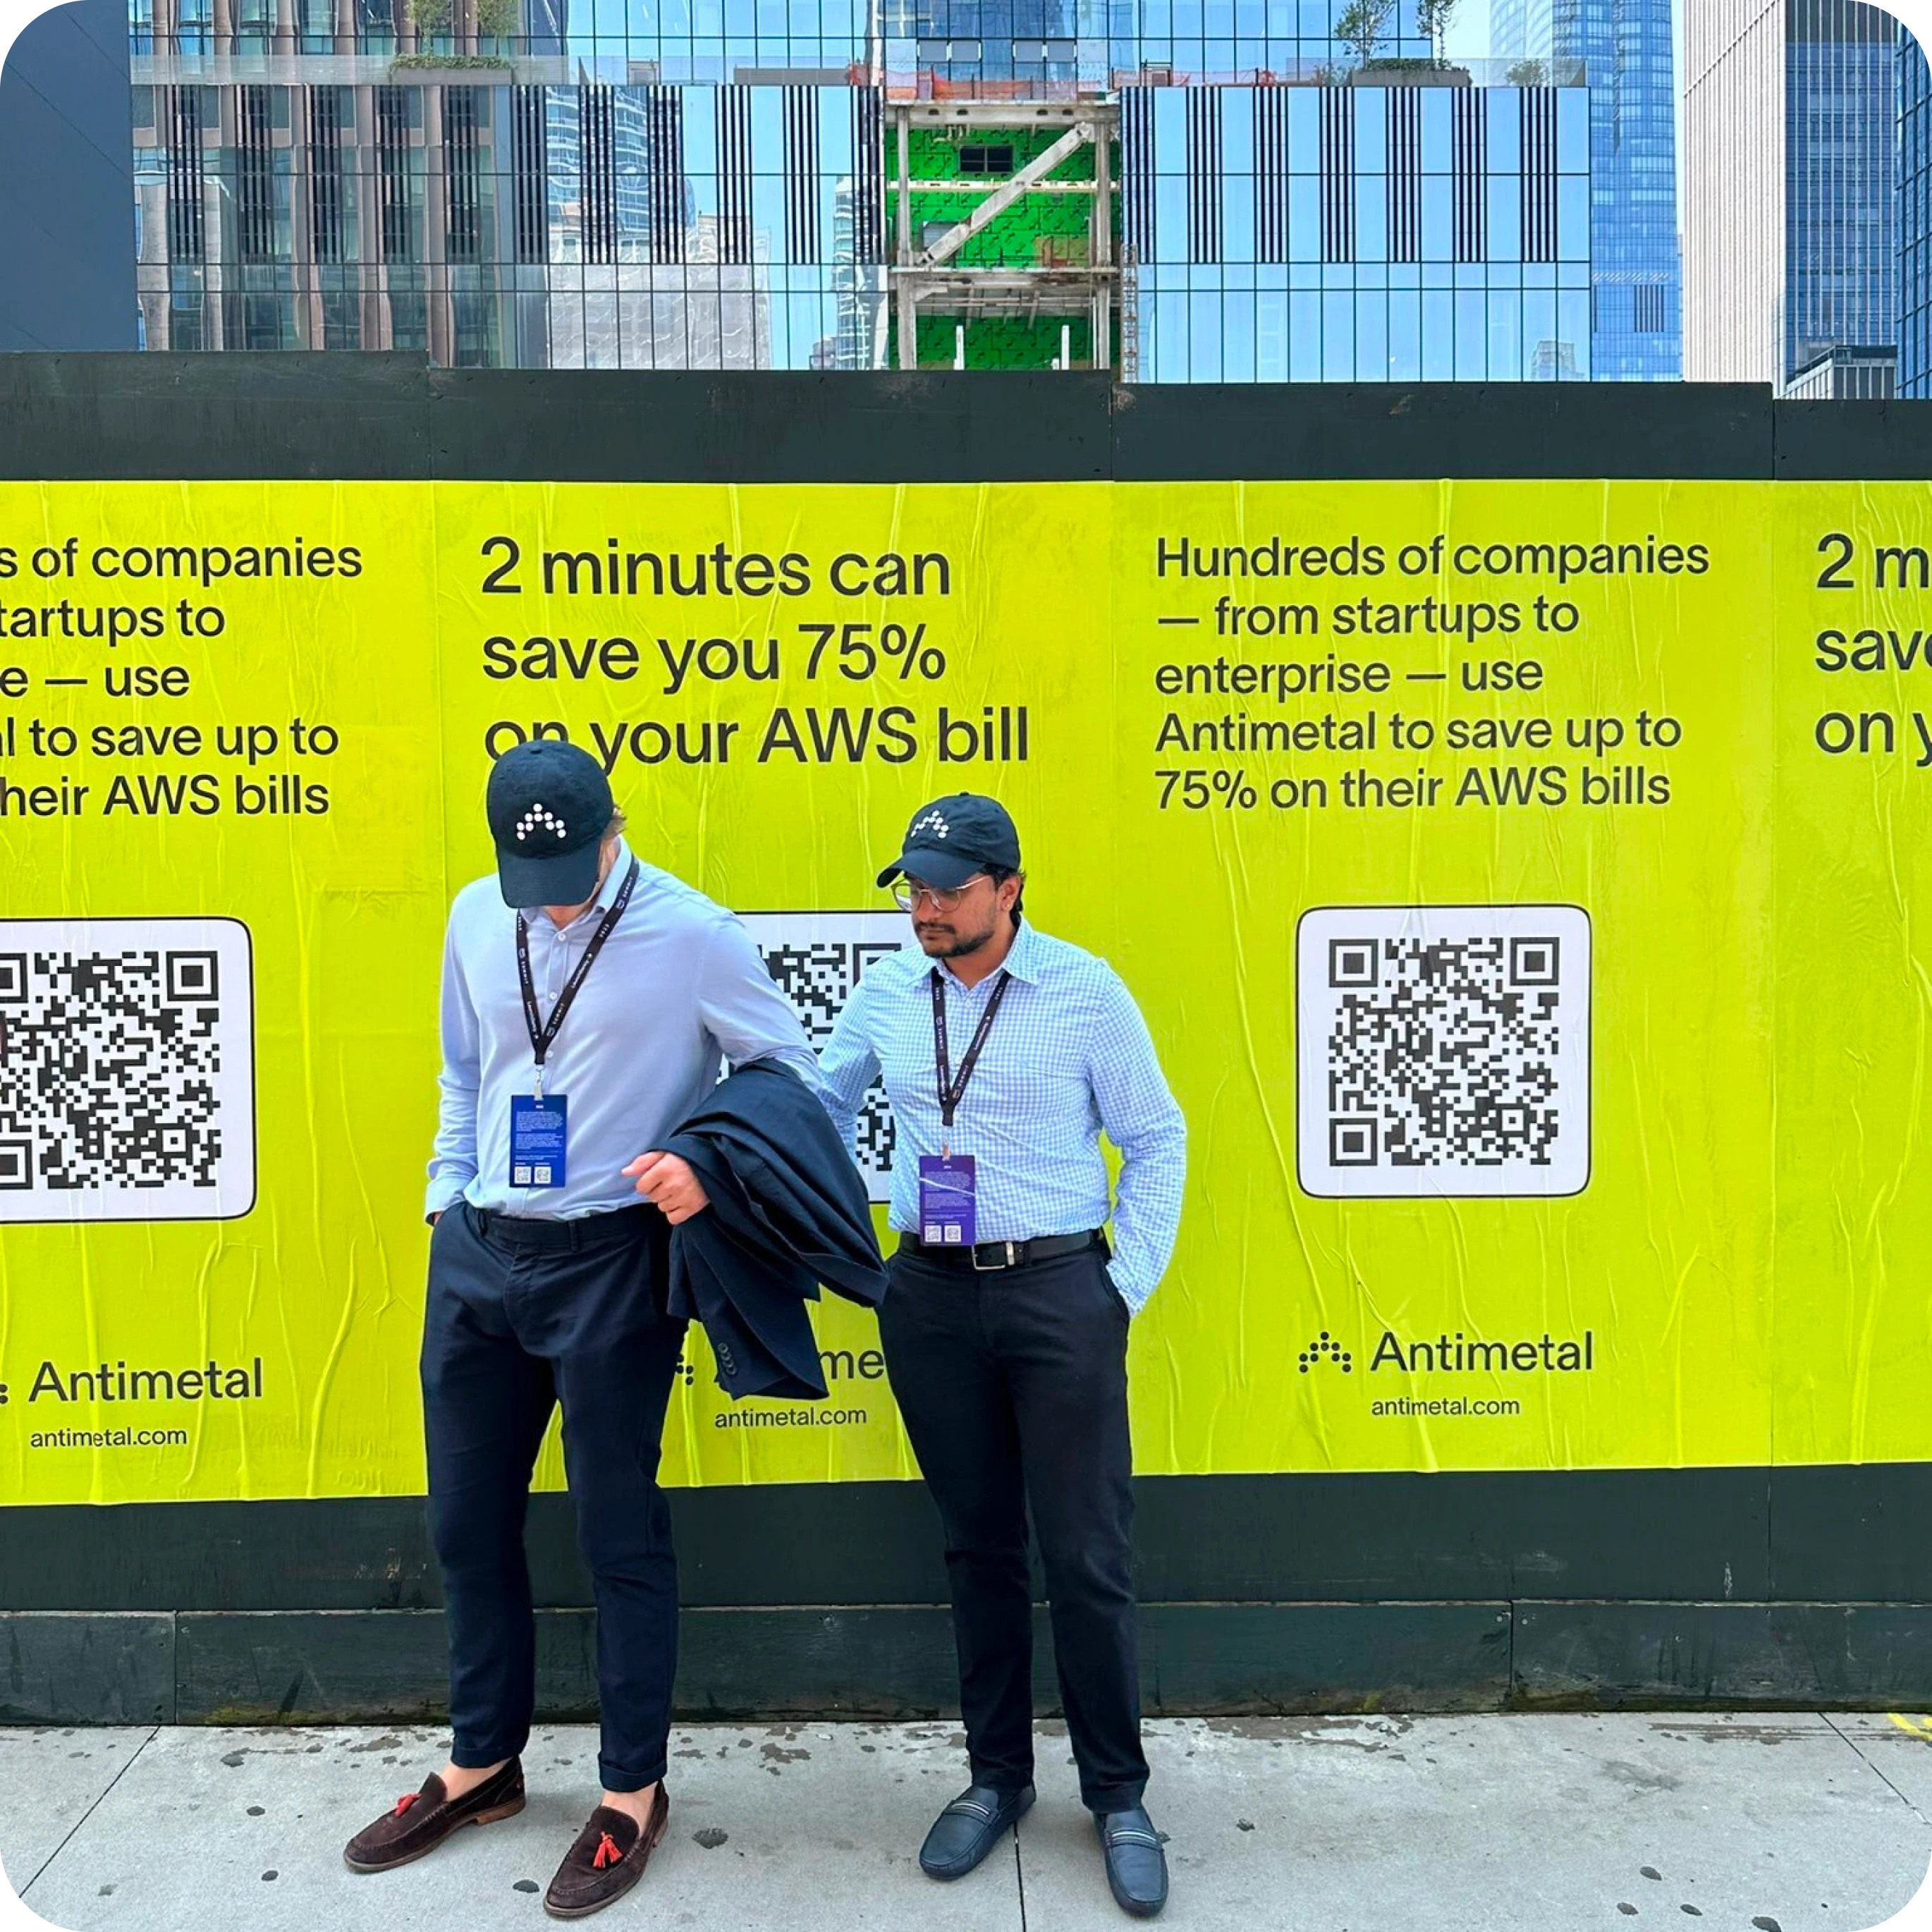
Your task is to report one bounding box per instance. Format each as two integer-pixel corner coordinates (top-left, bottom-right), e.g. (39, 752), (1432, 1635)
(660, 1058), (886, 1401)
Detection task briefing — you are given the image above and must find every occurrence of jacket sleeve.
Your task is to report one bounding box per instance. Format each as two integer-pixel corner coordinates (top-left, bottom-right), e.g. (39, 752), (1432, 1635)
(697, 912), (828, 1099)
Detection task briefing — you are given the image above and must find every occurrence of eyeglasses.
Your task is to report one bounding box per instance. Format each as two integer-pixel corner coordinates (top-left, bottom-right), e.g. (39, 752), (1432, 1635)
(891, 875), (989, 913)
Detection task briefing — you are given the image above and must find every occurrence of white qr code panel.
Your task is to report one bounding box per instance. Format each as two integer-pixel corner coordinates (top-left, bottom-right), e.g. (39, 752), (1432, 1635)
(740, 912), (910, 1205)
(0, 918), (255, 1221)
(1296, 905), (1590, 1199)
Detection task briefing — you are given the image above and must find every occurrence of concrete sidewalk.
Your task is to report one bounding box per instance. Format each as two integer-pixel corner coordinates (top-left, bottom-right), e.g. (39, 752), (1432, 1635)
(4, 1714), (1931, 1932)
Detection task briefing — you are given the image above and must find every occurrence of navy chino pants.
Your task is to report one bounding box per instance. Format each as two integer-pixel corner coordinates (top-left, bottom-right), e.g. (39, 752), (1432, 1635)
(421, 1200), (685, 1793)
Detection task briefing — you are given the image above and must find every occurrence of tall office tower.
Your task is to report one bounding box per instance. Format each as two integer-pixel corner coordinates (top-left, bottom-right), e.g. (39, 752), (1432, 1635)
(1685, 0), (1898, 397)
(1900, 27), (1930, 398)
(1490, 0), (1679, 379)
(1, 0), (138, 350)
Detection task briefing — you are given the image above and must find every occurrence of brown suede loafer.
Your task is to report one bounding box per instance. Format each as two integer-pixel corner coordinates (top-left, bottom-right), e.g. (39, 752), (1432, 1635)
(342, 1758), (526, 1873)
(543, 1787), (669, 1919)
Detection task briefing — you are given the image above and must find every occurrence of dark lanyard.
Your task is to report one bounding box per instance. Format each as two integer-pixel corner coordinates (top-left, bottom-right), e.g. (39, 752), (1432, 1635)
(932, 965), (1013, 1139)
(515, 856), (638, 1098)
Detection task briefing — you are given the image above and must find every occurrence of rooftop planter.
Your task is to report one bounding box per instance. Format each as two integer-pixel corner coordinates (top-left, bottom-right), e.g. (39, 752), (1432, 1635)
(390, 52), (511, 68)
(1350, 59), (1473, 85)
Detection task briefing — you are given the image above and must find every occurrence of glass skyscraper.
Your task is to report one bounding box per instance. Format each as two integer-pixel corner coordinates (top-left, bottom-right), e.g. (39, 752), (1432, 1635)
(1489, 0), (1680, 379)
(1126, 80), (1594, 381)
(1784, 0), (1896, 387)
(1897, 26), (1929, 398)
(1685, 0), (1899, 396)
(122, 0), (1603, 375)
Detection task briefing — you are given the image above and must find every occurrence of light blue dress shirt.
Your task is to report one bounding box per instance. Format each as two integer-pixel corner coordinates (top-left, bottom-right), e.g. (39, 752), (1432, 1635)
(427, 840), (821, 1221)
(817, 921), (1187, 1312)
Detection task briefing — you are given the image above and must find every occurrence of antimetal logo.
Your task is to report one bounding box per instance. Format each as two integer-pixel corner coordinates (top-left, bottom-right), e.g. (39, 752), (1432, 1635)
(1298, 1331), (1354, 1374)
(514, 802), (568, 842)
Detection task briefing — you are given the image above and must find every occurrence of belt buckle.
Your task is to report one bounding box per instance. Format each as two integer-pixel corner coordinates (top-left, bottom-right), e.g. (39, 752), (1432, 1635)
(972, 1240), (1019, 1271)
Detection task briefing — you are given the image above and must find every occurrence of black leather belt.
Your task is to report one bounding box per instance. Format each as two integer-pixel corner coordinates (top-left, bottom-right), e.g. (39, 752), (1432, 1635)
(467, 1201), (657, 1254)
(896, 1230), (1106, 1272)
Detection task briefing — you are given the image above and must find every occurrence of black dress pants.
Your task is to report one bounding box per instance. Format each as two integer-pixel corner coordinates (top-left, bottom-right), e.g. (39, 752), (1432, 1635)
(420, 1201), (685, 1793)
(878, 1241), (1149, 1814)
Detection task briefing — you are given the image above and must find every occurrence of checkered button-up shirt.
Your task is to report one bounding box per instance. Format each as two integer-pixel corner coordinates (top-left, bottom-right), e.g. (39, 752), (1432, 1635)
(817, 921), (1187, 1312)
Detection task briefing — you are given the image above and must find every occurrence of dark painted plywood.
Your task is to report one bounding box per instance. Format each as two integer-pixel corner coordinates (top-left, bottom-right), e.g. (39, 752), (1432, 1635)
(1132, 1470), (1773, 1604)
(1775, 400), (1932, 479)
(1113, 383), (1772, 481)
(677, 1607), (961, 1720)
(1512, 1602), (1932, 1708)
(1, 1613), (173, 1723)
(15, 1598), (1932, 1724)
(0, 1469), (1786, 1615)
(170, 1601), (1513, 1725)
(0, 354), (431, 480)
(1768, 1464), (1932, 1602)
(427, 369), (1115, 483)
(1140, 1603), (1511, 1714)
(175, 1610), (601, 1725)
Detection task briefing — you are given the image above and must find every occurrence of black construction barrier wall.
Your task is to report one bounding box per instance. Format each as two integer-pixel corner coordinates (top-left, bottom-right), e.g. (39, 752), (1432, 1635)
(2, 354), (1929, 1727)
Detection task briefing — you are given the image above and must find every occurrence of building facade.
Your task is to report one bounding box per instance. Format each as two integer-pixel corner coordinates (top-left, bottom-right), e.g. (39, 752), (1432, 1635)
(126, 0), (902, 367)
(1900, 26), (1929, 398)
(1490, 0), (1680, 380)
(1125, 79), (1593, 381)
(1685, 0), (1898, 396)
(123, 0), (1602, 374)
(1, 0), (139, 350)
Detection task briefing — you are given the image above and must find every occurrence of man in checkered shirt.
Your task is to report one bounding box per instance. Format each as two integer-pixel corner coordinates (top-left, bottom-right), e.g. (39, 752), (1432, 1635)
(819, 792), (1187, 1920)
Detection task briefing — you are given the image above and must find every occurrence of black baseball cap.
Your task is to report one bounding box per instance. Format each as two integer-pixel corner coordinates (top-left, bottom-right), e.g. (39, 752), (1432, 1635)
(876, 793), (1022, 891)
(486, 740), (614, 907)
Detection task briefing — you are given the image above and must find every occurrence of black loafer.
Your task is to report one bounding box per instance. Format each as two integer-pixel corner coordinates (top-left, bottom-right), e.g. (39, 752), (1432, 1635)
(918, 1783), (1035, 1880)
(1096, 1804), (1168, 1917)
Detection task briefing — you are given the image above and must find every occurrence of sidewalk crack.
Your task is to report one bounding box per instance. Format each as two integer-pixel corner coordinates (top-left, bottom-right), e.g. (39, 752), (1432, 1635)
(21, 1725), (160, 1899)
(1822, 1711), (1932, 1828)
(1013, 1817), (1028, 1932)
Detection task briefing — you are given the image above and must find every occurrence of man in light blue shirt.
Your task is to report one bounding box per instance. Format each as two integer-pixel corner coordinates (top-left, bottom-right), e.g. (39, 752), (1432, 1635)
(424, 826), (819, 1228)
(346, 739), (815, 1921)
(819, 793), (1186, 1920)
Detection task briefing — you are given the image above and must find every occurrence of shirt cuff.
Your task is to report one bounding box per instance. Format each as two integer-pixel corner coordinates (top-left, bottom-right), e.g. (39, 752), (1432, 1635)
(1108, 1257), (1154, 1316)
(424, 1178), (470, 1222)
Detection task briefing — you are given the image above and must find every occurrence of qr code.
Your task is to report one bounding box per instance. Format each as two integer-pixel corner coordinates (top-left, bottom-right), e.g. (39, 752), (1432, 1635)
(739, 912), (908, 1204)
(1295, 905), (1590, 1199)
(0, 918), (255, 1221)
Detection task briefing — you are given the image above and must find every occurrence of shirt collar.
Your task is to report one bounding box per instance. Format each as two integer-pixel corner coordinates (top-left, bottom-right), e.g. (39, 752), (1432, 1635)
(520, 838), (634, 927)
(934, 919), (1041, 989)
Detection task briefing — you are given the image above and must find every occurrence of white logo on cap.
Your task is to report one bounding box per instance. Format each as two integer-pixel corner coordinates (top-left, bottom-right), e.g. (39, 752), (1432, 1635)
(513, 802), (568, 843)
(912, 810), (950, 840)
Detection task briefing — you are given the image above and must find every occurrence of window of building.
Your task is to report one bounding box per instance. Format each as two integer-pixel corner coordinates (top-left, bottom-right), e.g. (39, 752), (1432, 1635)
(236, 85), (277, 264)
(958, 144), (1015, 174)
(376, 86), (415, 264)
(446, 87), (482, 264)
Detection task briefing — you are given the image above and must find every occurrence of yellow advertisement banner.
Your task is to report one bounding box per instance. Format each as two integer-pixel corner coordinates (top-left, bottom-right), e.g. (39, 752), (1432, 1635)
(0, 479), (1926, 1503)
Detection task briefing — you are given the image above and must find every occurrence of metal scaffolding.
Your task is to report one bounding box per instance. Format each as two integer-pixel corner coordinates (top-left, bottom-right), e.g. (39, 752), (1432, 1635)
(888, 99), (1118, 372)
